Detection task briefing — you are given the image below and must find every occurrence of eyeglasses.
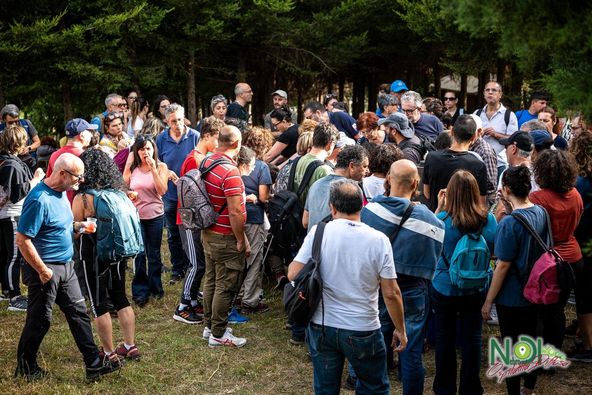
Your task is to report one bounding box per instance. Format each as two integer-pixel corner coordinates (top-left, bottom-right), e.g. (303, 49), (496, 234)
(127, 96), (138, 100)
(117, 103), (128, 109)
(444, 97), (456, 101)
(63, 169), (84, 182)
(402, 107), (418, 114)
(272, 120), (282, 128)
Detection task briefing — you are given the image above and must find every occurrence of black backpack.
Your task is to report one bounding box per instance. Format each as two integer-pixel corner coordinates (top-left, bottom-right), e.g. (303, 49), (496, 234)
(267, 156), (323, 256)
(283, 221), (326, 326)
(475, 107), (512, 128)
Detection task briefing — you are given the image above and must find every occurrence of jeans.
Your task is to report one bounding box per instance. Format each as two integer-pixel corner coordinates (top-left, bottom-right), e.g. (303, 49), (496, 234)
(17, 262), (99, 368)
(132, 215), (164, 301)
(163, 198), (189, 277)
(307, 322), (390, 395)
(431, 288), (484, 395)
(398, 287), (429, 395)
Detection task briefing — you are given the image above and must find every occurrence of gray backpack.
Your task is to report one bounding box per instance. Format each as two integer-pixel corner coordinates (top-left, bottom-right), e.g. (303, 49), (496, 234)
(177, 158), (230, 229)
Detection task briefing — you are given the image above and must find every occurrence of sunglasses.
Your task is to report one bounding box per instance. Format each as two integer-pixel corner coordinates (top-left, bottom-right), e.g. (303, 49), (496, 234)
(106, 112), (124, 121)
(444, 97), (456, 101)
(135, 135), (154, 144)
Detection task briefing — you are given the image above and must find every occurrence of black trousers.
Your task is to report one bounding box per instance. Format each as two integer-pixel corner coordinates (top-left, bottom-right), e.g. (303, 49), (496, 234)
(0, 217), (22, 297)
(17, 263), (99, 368)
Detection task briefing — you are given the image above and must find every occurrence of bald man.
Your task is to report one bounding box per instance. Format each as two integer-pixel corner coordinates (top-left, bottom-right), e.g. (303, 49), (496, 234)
(361, 159), (444, 394)
(200, 125), (251, 348)
(227, 82), (253, 123)
(15, 153), (121, 381)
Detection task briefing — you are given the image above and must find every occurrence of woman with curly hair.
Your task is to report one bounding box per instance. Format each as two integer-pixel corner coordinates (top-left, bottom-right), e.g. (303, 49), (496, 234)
(72, 148), (140, 362)
(568, 130), (592, 361)
(529, 150), (584, 353)
(363, 144), (404, 199)
(239, 131), (273, 313)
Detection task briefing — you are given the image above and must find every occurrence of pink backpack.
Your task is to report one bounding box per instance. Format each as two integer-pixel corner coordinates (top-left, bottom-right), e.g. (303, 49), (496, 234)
(511, 209), (574, 305)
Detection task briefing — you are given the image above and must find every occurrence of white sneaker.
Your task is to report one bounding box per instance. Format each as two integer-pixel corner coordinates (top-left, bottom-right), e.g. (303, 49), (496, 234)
(487, 303), (499, 325)
(202, 326), (232, 341)
(208, 328), (246, 348)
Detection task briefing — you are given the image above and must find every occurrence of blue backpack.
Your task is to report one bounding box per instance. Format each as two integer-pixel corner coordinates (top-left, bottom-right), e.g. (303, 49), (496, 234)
(444, 228), (491, 290)
(88, 189), (144, 263)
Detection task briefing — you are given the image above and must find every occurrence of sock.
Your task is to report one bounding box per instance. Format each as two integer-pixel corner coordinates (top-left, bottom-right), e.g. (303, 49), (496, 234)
(190, 300), (198, 307)
(179, 303), (188, 310)
(124, 343), (134, 350)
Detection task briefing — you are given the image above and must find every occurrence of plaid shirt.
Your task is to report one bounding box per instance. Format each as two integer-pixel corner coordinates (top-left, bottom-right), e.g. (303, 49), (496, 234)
(470, 138), (498, 195)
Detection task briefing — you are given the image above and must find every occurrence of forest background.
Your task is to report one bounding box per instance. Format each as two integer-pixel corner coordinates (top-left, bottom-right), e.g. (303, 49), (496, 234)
(1, 0), (590, 135)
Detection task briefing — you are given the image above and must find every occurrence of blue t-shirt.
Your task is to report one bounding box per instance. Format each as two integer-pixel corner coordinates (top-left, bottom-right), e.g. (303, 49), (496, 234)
(494, 205), (549, 307)
(329, 112), (359, 139)
(304, 174), (345, 232)
(575, 176), (592, 247)
(156, 127), (200, 202)
(17, 181), (74, 263)
(413, 113), (443, 141)
(431, 211), (497, 296)
(242, 160), (272, 224)
(515, 109), (538, 129)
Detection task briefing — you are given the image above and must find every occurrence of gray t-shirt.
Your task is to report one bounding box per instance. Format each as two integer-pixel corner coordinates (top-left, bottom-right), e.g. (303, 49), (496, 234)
(295, 219), (397, 331)
(304, 174), (345, 232)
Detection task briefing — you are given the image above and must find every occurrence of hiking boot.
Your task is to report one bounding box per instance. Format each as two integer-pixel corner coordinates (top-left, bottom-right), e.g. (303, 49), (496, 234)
(202, 326), (233, 340)
(241, 302), (270, 314)
(567, 348), (592, 363)
(173, 304), (203, 324)
(274, 274), (289, 290)
(8, 295), (28, 312)
(289, 335), (305, 346)
(86, 356), (122, 381)
(208, 328), (247, 348)
(228, 306), (249, 324)
(114, 343), (141, 361)
(14, 358), (48, 382)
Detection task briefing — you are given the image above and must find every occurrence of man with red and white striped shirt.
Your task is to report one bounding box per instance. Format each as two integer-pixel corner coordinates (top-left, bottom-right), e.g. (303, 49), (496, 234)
(201, 125), (251, 348)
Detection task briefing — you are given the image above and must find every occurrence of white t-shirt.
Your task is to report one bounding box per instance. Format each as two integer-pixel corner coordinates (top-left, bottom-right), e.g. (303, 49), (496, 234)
(294, 219), (397, 331)
(127, 117), (144, 138)
(363, 175), (386, 200)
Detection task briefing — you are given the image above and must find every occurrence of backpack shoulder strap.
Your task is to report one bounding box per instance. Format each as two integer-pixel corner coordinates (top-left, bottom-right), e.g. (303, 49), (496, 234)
(296, 160), (324, 196)
(389, 203), (414, 243)
(504, 109), (511, 128)
(311, 221), (326, 266)
(510, 212), (550, 252)
(287, 156), (302, 192)
(476, 108), (483, 117)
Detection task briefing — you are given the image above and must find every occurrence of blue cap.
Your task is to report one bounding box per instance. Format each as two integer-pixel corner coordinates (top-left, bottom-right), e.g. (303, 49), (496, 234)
(390, 80), (409, 93)
(65, 118), (98, 137)
(530, 129), (554, 149)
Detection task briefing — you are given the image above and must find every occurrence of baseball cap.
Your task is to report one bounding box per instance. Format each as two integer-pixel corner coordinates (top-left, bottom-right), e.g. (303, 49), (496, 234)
(499, 131), (534, 152)
(390, 80), (409, 93)
(65, 118), (98, 138)
(271, 89), (287, 99)
(529, 129), (554, 150)
(377, 113), (414, 139)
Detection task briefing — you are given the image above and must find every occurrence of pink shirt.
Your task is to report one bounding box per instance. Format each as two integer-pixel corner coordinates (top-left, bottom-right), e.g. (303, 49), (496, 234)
(130, 167), (164, 220)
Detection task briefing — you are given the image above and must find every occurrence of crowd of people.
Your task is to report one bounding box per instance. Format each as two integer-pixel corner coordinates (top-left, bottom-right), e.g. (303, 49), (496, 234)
(0, 79), (591, 394)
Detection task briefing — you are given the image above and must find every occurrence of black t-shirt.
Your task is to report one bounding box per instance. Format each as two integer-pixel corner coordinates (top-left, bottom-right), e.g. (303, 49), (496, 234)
(277, 124), (299, 159)
(422, 149), (488, 211)
(226, 102), (248, 122)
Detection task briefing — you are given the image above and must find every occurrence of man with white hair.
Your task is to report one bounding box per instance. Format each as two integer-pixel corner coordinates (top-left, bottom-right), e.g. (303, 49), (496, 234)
(90, 93), (127, 134)
(400, 91), (444, 141)
(156, 104), (200, 285)
(15, 153), (121, 381)
(227, 82), (253, 123)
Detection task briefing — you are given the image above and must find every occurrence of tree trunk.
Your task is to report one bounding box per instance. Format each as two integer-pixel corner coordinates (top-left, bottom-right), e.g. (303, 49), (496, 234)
(0, 79), (5, 108)
(62, 83), (73, 124)
(433, 60), (441, 98)
(367, 73), (377, 114)
(296, 77), (303, 124)
(338, 75), (345, 101)
(496, 59), (506, 91)
(478, 70), (488, 108)
(186, 50), (197, 126)
(460, 73), (468, 110)
(352, 74), (365, 118)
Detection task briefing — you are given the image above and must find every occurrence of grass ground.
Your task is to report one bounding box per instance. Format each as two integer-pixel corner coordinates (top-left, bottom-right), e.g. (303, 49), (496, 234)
(1, 243), (591, 394)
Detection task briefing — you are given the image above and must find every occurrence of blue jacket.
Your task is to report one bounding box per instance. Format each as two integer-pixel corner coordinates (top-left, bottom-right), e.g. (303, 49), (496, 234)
(361, 195), (444, 280)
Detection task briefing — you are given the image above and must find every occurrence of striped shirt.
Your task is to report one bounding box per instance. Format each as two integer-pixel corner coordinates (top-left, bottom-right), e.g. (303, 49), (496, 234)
(202, 152), (246, 234)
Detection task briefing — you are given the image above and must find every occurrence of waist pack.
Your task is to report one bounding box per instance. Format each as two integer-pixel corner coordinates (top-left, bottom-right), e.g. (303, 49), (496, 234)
(283, 221), (326, 326)
(444, 224), (491, 291)
(88, 189), (144, 263)
(512, 210), (575, 305)
(267, 157), (323, 253)
(177, 158), (230, 230)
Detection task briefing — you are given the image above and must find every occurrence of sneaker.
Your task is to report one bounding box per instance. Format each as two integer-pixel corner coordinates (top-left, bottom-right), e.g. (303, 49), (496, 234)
(241, 302), (270, 314)
(274, 274), (289, 290)
(14, 358), (48, 382)
(197, 291), (204, 302)
(8, 295), (27, 312)
(193, 304), (204, 316)
(487, 303), (499, 325)
(0, 290), (10, 301)
(208, 328), (247, 348)
(289, 336), (305, 346)
(98, 348), (125, 367)
(86, 356), (122, 381)
(567, 348), (592, 363)
(203, 326), (233, 341)
(173, 305), (203, 324)
(114, 343), (141, 361)
(228, 306), (249, 324)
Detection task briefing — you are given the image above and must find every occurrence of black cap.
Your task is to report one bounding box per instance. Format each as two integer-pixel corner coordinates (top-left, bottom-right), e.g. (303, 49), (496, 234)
(499, 131), (534, 152)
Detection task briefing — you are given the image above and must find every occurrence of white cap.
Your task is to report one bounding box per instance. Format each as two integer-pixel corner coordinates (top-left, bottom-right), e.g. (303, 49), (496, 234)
(271, 89), (287, 99)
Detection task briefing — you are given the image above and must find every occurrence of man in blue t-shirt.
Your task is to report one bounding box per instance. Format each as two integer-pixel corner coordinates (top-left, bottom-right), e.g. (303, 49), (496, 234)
(15, 153), (121, 381)
(514, 92), (549, 129)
